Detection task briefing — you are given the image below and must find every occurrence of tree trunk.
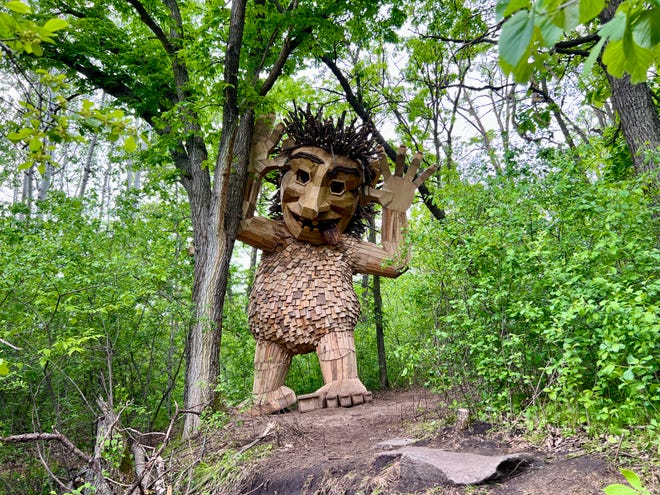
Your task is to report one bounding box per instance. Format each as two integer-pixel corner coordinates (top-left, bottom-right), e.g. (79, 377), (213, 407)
(83, 398), (118, 495)
(600, 0), (660, 188)
(181, 110), (254, 437)
(179, 0), (251, 438)
(606, 74), (660, 182)
(373, 274), (389, 389)
(77, 132), (98, 198)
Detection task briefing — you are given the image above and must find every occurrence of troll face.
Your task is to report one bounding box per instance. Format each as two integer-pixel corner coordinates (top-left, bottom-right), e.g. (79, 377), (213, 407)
(281, 147), (363, 246)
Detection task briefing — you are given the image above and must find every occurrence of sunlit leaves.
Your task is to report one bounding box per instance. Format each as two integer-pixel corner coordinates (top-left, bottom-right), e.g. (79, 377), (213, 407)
(497, 0), (659, 83)
(7, 71), (142, 175)
(0, 1), (69, 56)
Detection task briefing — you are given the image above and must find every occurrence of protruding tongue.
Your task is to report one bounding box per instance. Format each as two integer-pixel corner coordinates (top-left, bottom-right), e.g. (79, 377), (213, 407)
(321, 222), (341, 245)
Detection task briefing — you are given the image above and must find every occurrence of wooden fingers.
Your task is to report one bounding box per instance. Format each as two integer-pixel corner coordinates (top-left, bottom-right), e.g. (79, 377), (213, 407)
(375, 146), (391, 180)
(395, 145), (407, 176)
(414, 164), (436, 187)
(406, 151), (422, 180)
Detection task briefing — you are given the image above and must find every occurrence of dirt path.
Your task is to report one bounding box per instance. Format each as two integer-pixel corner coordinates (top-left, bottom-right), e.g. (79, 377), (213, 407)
(175, 389), (652, 494)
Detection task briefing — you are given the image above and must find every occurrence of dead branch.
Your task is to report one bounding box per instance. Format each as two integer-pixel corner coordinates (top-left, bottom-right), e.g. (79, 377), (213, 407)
(123, 405), (179, 495)
(0, 432), (93, 464)
(237, 421), (275, 455)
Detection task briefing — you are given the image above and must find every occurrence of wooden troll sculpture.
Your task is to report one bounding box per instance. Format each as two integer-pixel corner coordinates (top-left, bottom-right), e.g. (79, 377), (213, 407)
(237, 106), (434, 415)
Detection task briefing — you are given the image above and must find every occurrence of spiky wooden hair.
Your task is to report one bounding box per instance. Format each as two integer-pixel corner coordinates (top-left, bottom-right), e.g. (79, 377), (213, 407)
(282, 104), (380, 186)
(268, 104), (379, 238)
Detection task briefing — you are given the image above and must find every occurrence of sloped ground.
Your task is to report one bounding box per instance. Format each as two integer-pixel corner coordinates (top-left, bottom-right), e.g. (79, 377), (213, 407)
(168, 389), (657, 494)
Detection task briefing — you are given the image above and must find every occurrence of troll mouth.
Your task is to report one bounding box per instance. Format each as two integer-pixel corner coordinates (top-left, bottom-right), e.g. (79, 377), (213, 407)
(292, 215), (341, 244)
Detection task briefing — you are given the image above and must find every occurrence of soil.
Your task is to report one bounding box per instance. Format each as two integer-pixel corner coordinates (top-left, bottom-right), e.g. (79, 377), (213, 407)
(172, 389), (658, 494)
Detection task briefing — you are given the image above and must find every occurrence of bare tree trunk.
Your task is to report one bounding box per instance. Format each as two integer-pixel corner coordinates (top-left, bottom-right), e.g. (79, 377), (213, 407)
(82, 398), (118, 495)
(367, 218), (388, 389)
(78, 132), (98, 198)
(37, 162), (54, 201)
(20, 167), (34, 220)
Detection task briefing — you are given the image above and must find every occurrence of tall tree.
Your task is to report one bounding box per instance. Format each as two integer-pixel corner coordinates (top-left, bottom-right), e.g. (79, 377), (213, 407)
(31, 0), (402, 437)
(498, 0), (660, 183)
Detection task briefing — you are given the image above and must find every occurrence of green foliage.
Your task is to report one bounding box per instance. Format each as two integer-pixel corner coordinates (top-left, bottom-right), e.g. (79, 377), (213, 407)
(497, 0), (660, 83)
(5, 72), (141, 174)
(50, 482), (96, 495)
(0, 1), (68, 56)
(603, 469), (652, 495)
(385, 150), (659, 433)
(0, 193), (192, 440)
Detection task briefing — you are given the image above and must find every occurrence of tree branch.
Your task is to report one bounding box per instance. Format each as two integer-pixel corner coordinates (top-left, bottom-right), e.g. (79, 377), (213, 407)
(321, 55), (445, 221)
(0, 432), (93, 464)
(259, 34), (304, 96)
(125, 0), (176, 55)
(554, 33), (599, 49)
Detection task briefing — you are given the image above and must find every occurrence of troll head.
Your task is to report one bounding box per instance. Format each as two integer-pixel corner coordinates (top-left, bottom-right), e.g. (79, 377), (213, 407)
(272, 106), (380, 245)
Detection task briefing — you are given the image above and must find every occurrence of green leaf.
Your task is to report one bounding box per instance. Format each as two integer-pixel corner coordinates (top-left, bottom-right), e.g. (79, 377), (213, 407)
(620, 469), (644, 491)
(28, 137), (42, 152)
(84, 117), (103, 128)
(599, 12), (627, 41)
(603, 33), (656, 83)
(0, 11), (17, 30)
(622, 368), (634, 381)
(5, 1), (31, 14)
(556, 1), (580, 31)
(123, 135), (137, 152)
(579, 0), (605, 23)
(0, 360), (9, 376)
(632, 9), (658, 49)
(43, 18), (69, 32)
(7, 128), (31, 142)
(582, 35), (607, 75)
(603, 484), (639, 495)
(499, 10), (535, 67)
(536, 15), (563, 45)
(497, 0), (530, 19)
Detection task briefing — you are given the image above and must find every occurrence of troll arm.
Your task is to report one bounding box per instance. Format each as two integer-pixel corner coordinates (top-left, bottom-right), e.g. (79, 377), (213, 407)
(352, 146), (435, 278)
(237, 116), (288, 251)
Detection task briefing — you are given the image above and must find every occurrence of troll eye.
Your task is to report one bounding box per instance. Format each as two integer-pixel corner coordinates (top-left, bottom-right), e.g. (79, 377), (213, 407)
(330, 180), (345, 195)
(296, 169), (310, 185)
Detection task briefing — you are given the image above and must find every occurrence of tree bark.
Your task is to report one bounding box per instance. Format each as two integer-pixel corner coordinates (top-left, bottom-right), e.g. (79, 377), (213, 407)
(181, 0), (251, 438)
(373, 273), (389, 389)
(599, 0), (660, 187)
(606, 74), (660, 182)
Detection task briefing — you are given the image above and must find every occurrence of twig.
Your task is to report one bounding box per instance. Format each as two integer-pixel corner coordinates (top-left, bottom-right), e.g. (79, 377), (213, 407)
(0, 337), (21, 351)
(237, 421), (275, 455)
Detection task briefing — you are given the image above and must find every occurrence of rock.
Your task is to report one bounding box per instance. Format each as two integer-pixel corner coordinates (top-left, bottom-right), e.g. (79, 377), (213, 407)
(376, 438), (421, 450)
(398, 447), (533, 486)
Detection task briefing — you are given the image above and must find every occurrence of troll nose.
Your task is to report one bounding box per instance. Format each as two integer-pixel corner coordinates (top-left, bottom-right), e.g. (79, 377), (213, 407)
(300, 185), (328, 219)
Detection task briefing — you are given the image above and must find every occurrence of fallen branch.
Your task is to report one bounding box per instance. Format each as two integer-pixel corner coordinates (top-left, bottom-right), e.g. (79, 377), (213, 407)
(237, 421), (275, 455)
(0, 431), (93, 464)
(123, 404), (179, 495)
